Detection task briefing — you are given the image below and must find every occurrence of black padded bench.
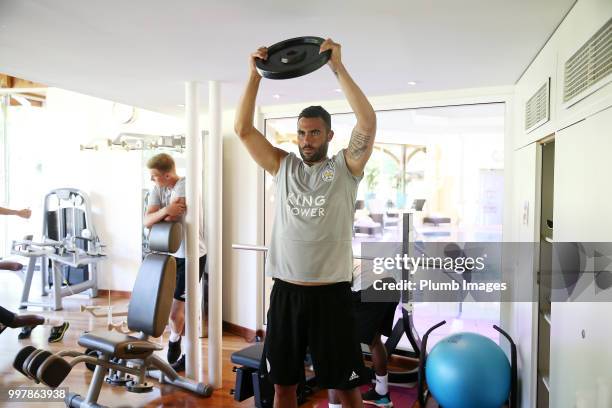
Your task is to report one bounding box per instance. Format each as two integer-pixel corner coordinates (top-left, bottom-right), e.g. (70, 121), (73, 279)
(230, 343), (315, 408)
(230, 343), (273, 407)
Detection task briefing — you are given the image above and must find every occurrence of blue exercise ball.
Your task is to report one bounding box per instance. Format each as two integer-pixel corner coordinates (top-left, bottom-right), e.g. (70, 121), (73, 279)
(425, 332), (511, 408)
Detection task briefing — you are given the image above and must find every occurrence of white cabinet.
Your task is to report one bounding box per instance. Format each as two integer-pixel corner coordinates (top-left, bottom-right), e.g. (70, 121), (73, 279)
(549, 106), (612, 408)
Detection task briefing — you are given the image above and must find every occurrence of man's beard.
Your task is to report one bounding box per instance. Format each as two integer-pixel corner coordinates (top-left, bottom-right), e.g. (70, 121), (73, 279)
(299, 142), (329, 163)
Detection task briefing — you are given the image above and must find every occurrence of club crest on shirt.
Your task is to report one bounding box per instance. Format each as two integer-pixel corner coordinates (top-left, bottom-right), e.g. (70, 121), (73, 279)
(322, 161), (335, 182)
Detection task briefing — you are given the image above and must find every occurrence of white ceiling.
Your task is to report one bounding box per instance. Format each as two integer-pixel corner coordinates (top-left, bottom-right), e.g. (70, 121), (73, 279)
(0, 0), (575, 115)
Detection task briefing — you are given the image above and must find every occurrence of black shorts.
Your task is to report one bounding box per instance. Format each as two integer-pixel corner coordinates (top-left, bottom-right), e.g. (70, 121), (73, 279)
(174, 255), (207, 302)
(261, 279), (369, 390)
(352, 289), (398, 345)
(0, 305), (16, 334)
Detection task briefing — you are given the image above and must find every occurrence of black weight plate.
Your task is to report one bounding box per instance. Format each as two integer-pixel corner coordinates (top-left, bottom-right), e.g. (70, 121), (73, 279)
(85, 348), (99, 372)
(256, 36), (331, 80)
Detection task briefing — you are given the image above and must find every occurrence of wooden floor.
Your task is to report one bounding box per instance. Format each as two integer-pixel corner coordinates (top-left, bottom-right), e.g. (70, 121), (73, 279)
(0, 272), (341, 407)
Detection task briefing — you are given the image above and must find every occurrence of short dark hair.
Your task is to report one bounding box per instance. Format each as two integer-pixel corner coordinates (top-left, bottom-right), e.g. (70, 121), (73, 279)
(298, 105), (331, 131)
(147, 153), (175, 172)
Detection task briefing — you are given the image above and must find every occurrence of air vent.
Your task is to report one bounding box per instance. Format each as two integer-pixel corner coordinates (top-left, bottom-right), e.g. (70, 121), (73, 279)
(525, 79), (550, 132)
(563, 17), (612, 105)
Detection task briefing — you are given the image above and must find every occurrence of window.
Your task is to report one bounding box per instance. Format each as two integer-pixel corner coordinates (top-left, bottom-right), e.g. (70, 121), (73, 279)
(1, 98), (47, 255)
(264, 102), (506, 345)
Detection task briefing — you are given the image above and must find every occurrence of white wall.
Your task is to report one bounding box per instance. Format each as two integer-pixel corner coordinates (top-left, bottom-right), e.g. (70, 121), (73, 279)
(221, 109), (262, 330)
(38, 88), (182, 291)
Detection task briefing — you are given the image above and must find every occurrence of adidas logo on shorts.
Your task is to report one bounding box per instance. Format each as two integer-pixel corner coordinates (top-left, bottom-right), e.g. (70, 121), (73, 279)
(349, 371), (359, 381)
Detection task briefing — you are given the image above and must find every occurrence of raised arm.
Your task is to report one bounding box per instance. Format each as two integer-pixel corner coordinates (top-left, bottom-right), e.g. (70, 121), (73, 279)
(234, 47), (288, 176)
(320, 39), (377, 177)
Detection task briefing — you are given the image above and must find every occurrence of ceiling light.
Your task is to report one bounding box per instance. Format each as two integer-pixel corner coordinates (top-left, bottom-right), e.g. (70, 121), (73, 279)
(177, 104), (185, 107)
(407, 81), (418, 86)
(272, 94), (281, 99)
(334, 88), (342, 93)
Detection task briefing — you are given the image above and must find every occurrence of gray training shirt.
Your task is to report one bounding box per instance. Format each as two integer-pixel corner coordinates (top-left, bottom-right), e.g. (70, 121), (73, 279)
(266, 150), (362, 283)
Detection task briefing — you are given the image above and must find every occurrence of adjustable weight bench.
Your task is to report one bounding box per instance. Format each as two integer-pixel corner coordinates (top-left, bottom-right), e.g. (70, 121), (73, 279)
(13, 222), (212, 408)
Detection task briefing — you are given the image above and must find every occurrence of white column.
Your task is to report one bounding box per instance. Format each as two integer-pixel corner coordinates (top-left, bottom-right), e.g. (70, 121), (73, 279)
(184, 81), (201, 380)
(254, 106), (265, 331)
(207, 80), (222, 388)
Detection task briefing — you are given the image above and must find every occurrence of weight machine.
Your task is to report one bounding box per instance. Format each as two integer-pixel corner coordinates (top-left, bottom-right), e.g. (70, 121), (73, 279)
(11, 188), (106, 310)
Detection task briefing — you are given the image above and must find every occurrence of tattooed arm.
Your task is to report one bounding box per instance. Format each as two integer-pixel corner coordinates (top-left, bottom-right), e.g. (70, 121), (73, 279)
(320, 38), (377, 176)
